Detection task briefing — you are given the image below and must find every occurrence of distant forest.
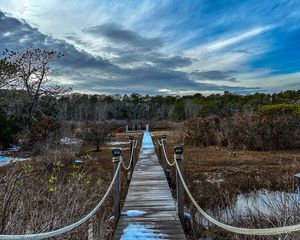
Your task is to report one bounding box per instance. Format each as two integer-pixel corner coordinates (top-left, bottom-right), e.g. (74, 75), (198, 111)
(2, 89), (300, 123)
(56, 90), (300, 121)
(1, 89), (300, 150)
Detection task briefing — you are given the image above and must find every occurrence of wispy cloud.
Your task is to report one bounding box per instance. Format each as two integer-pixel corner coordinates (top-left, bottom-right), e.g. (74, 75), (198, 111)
(186, 25), (275, 55)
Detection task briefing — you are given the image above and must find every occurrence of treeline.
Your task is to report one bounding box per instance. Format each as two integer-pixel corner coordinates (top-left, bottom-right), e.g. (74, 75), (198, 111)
(56, 90), (300, 121)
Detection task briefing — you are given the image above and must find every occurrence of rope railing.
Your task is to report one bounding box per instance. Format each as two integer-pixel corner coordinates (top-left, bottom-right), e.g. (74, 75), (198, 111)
(0, 161), (122, 240)
(158, 138), (176, 166)
(0, 135), (139, 240)
(160, 137), (300, 236)
(175, 159), (300, 235)
(134, 139), (138, 149)
(121, 139), (136, 170)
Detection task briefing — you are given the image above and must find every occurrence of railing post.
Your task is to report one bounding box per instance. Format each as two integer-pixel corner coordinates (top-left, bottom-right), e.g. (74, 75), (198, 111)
(174, 145), (184, 224)
(158, 136), (162, 164)
(129, 136), (134, 171)
(112, 148), (122, 229)
(87, 218), (94, 240)
(295, 173), (300, 195)
(133, 136), (137, 167)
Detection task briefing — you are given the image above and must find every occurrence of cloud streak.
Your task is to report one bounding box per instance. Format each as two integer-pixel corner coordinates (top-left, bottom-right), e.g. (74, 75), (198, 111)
(190, 70), (238, 82)
(186, 25), (275, 55)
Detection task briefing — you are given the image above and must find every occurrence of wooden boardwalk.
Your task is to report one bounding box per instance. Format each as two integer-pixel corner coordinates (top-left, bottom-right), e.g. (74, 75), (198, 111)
(114, 132), (186, 240)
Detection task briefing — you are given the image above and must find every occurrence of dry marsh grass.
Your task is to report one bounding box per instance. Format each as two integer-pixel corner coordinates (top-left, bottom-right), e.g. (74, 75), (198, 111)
(0, 131), (143, 239)
(152, 130), (300, 239)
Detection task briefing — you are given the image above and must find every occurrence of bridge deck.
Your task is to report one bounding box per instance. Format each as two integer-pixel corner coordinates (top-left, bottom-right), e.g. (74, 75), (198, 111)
(114, 132), (186, 240)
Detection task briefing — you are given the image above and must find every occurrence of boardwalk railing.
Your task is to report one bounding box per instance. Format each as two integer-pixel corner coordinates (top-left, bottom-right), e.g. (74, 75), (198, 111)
(4, 132), (300, 239)
(158, 136), (300, 236)
(0, 136), (138, 240)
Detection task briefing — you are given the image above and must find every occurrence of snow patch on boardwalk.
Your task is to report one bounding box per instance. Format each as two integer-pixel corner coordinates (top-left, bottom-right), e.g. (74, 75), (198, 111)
(122, 210), (146, 217)
(121, 223), (166, 239)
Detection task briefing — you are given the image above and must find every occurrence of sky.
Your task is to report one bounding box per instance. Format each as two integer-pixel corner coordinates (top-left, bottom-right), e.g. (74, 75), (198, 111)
(0, 0), (300, 96)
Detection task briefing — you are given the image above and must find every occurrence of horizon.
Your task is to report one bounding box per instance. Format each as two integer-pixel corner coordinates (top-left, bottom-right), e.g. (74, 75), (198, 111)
(1, 0), (300, 95)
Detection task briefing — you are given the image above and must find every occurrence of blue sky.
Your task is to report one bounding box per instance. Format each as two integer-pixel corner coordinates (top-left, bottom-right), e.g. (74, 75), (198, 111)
(0, 0), (300, 95)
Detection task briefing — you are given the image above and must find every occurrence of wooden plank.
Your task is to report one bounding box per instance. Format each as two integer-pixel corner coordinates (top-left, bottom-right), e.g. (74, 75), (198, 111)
(114, 132), (186, 239)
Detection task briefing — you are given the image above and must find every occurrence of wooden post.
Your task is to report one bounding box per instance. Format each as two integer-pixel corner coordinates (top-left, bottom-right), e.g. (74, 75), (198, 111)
(295, 173), (300, 194)
(129, 135), (134, 173)
(87, 218), (94, 240)
(133, 136), (137, 167)
(174, 145), (184, 224)
(158, 136), (162, 164)
(112, 148), (122, 229)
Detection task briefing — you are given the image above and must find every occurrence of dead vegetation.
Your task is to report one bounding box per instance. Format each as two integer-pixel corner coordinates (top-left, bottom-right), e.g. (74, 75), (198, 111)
(184, 113), (300, 151)
(0, 131), (142, 239)
(152, 130), (300, 240)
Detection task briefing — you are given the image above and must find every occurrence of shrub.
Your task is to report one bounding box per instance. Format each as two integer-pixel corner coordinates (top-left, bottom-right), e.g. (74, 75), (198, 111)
(82, 122), (114, 151)
(0, 112), (19, 148)
(184, 109), (300, 151)
(184, 117), (220, 147)
(259, 103), (300, 117)
(29, 116), (61, 146)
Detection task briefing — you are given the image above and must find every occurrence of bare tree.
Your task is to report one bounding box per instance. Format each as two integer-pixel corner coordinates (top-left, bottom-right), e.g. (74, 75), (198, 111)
(83, 122), (113, 151)
(0, 59), (16, 89)
(3, 48), (71, 127)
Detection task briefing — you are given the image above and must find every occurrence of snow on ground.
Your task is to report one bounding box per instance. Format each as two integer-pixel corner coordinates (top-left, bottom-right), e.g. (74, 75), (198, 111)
(0, 145), (21, 155)
(107, 141), (130, 150)
(60, 137), (82, 145)
(0, 156), (29, 166)
(0, 145), (29, 166)
(109, 147), (129, 151)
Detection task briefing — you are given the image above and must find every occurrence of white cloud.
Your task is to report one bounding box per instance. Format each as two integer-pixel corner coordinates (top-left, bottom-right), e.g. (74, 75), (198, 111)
(240, 71), (300, 90)
(180, 27), (273, 77)
(158, 88), (224, 96)
(185, 25), (275, 55)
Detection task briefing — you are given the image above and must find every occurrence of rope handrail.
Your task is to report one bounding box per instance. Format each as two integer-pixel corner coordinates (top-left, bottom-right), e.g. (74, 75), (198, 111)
(159, 139), (176, 166)
(0, 161), (122, 240)
(174, 158), (300, 236)
(134, 139), (138, 149)
(121, 140), (135, 170)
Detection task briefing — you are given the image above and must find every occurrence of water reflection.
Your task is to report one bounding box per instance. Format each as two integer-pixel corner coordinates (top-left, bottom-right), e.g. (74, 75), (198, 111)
(194, 189), (300, 228)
